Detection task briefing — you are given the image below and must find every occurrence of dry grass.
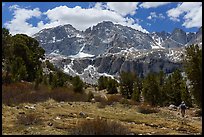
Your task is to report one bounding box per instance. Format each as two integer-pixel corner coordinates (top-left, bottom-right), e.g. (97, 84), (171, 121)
(2, 82), (89, 106)
(71, 117), (130, 135)
(2, 83), (202, 135)
(137, 104), (160, 114)
(49, 87), (88, 102)
(2, 99), (202, 135)
(17, 112), (43, 126)
(2, 82), (50, 105)
(107, 94), (123, 104)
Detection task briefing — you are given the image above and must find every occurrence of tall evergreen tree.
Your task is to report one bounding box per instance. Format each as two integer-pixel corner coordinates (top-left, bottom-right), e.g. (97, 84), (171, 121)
(142, 73), (160, 106)
(132, 74), (141, 102)
(164, 69), (188, 106)
(184, 44), (202, 108)
(107, 78), (118, 94)
(12, 34), (45, 82)
(72, 76), (84, 93)
(119, 71), (136, 99)
(98, 76), (108, 90)
(180, 78), (192, 107)
(157, 70), (168, 106)
(10, 57), (28, 82)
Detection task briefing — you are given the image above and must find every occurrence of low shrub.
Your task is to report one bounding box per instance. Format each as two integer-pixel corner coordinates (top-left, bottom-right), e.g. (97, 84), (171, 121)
(137, 105), (159, 114)
(17, 112), (42, 126)
(71, 117), (130, 135)
(2, 82), (88, 105)
(87, 91), (94, 102)
(49, 87), (88, 102)
(107, 94), (123, 105)
(194, 109), (202, 117)
(94, 95), (108, 108)
(120, 98), (129, 105)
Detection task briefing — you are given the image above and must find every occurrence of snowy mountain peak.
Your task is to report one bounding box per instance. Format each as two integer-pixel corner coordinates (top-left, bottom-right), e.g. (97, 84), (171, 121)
(33, 22), (201, 84)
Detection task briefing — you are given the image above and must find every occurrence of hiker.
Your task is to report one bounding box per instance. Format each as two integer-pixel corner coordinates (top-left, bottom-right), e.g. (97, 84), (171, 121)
(179, 101), (187, 117)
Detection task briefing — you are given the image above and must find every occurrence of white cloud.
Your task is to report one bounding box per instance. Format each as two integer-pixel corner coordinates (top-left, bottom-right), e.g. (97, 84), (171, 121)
(93, 2), (103, 10)
(106, 2), (139, 16)
(147, 12), (165, 20)
(146, 23), (151, 26)
(4, 3), (148, 36)
(44, 5), (148, 33)
(167, 2), (202, 28)
(5, 5), (42, 36)
(140, 2), (171, 8)
(147, 16), (152, 20)
(9, 4), (20, 10)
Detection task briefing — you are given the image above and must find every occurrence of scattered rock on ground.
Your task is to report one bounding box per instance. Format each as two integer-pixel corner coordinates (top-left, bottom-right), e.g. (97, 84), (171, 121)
(91, 98), (96, 103)
(24, 105), (36, 110)
(47, 122), (53, 126)
(79, 112), (87, 118)
(19, 112), (25, 115)
(86, 117), (94, 120)
(168, 104), (177, 110)
(55, 116), (61, 120)
(68, 102), (72, 105)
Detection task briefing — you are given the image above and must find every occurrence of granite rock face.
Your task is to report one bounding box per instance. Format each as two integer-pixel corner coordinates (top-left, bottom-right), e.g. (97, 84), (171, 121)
(33, 22), (202, 84)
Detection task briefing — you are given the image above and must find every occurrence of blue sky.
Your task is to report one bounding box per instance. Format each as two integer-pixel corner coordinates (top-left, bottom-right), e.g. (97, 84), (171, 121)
(2, 2), (202, 36)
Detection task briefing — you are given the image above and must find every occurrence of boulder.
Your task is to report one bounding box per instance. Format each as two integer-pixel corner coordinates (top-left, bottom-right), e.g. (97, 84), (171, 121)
(168, 104), (177, 110)
(86, 117), (94, 120)
(79, 112), (87, 118)
(24, 105), (36, 110)
(91, 98), (96, 103)
(55, 116), (61, 120)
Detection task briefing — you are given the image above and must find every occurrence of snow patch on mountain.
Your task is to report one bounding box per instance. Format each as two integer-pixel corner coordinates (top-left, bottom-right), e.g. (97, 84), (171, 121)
(165, 49), (184, 62)
(69, 44), (95, 58)
(69, 52), (95, 58)
(62, 63), (117, 84)
(63, 59), (79, 76)
(46, 50), (68, 63)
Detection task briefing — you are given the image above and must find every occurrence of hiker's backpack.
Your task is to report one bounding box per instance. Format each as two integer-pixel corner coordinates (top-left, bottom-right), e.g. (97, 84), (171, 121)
(180, 104), (186, 110)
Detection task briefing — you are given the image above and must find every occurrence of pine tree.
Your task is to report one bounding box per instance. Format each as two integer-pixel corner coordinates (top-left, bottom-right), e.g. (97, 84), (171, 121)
(10, 57), (28, 82)
(157, 70), (167, 106)
(2, 28), (13, 84)
(119, 71), (136, 99)
(98, 76), (108, 90)
(11, 34), (45, 82)
(163, 74), (173, 105)
(107, 78), (118, 94)
(164, 69), (188, 106)
(184, 44), (202, 108)
(72, 76), (84, 93)
(142, 73), (160, 106)
(180, 78), (192, 107)
(49, 72), (53, 85)
(132, 75), (141, 102)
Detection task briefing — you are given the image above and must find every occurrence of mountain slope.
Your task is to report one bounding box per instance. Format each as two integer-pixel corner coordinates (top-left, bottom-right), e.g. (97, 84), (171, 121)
(33, 22), (202, 84)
